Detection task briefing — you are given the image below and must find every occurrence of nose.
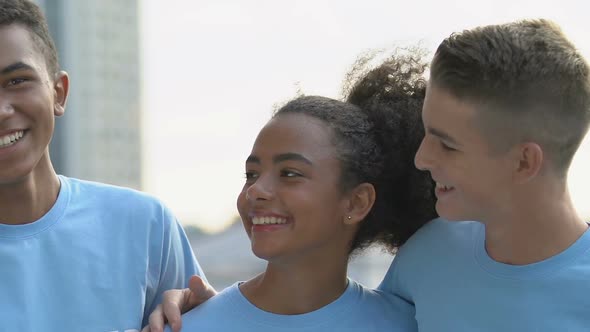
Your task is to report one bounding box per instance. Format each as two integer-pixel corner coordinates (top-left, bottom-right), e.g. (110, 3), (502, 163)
(0, 96), (15, 120)
(245, 175), (274, 202)
(414, 136), (434, 171)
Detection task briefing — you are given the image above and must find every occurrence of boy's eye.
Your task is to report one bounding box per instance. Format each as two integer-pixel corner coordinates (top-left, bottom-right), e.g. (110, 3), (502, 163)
(281, 169), (302, 178)
(7, 78), (28, 86)
(440, 141), (457, 152)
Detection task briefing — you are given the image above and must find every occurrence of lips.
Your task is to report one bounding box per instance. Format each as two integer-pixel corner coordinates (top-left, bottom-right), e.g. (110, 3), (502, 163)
(436, 182), (454, 192)
(248, 213), (292, 232)
(0, 130), (25, 148)
(434, 181), (456, 199)
(251, 216), (288, 225)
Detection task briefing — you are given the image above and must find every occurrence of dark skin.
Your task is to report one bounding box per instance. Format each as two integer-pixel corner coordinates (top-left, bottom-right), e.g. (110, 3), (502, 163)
(144, 52), (435, 332)
(143, 113), (377, 332)
(0, 24), (69, 225)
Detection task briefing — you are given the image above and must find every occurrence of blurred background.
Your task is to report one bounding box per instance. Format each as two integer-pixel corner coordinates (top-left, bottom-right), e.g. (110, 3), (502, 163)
(37, 0), (590, 289)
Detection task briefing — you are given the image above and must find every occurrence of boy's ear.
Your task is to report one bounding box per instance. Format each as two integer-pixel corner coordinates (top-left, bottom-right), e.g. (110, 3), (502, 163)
(343, 183), (376, 225)
(53, 71), (69, 117)
(512, 142), (543, 183)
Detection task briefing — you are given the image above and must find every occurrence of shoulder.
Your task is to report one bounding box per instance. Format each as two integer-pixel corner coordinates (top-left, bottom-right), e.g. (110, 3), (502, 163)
(397, 217), (479, 260)
(377, 218), (480, 296)
(349, 281), (417, 331)
(179, 283), (242, 328)
(63, 176), (160, 204)
(60, 176), (183, 235)
(62, 175), (173, 217)
(354, 280), (414, 313)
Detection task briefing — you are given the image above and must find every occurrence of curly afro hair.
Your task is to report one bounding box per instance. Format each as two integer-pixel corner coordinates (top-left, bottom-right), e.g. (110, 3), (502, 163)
(274, 48), (437, 255)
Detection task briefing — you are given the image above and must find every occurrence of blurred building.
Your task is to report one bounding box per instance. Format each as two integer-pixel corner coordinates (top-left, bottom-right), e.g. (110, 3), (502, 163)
(36, 0), (142, 189)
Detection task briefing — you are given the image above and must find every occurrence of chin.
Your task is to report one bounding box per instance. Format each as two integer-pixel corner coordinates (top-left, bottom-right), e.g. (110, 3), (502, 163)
(250, 244), (277, 261)
(436, 204), (470, 222)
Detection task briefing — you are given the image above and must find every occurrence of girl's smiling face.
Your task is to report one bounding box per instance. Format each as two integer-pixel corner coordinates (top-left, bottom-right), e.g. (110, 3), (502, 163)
(237, 112), (356, 263)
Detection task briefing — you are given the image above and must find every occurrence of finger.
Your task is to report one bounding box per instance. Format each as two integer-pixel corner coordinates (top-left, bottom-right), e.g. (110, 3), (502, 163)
(147, 304), (165, 332)
(188, 275), (217, 303)
(162, 289), (189, 332)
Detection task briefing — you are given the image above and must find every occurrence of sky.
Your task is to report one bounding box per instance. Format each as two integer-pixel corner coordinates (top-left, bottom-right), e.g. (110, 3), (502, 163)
(140, 0), (590, 233)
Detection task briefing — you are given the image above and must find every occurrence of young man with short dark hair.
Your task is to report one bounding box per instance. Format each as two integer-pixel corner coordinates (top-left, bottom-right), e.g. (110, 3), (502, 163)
(0, 1), (205, 330)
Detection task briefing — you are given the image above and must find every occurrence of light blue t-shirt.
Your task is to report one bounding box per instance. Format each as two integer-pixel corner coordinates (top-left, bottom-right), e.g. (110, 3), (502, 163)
(379, 218), (590, 332)
(0, 176), (206, 332)
(167, 279), (417, 332)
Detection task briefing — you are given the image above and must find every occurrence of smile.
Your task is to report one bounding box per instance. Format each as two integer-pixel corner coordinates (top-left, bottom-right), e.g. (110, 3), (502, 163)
(0, 130), (24, 148)
(252, 216), (288, 225)
(436, 182), (455, 192)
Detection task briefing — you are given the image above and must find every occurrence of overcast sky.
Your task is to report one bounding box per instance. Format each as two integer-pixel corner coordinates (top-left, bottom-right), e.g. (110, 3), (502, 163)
(141, 0), (590, 232)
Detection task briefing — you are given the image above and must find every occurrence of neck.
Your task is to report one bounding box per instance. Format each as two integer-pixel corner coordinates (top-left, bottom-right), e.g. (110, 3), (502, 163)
(239, 252), (349, 315)
(483, 180), (587, 265)
(0, 153), (60, 225)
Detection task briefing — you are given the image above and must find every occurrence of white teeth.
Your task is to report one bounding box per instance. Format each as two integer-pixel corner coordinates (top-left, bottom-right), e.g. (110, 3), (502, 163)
(252, 216), (288, 225)
(0, 130), (24, 148)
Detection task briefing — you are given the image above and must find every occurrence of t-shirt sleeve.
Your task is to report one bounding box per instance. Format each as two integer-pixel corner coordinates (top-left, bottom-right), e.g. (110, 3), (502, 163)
(142, 204), (207, 327)
(377, 250), (414, 305)
(377, 218), (441, 306)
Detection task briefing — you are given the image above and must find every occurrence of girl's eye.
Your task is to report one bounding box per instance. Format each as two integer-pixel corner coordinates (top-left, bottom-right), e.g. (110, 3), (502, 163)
(244, 172), (258, 182)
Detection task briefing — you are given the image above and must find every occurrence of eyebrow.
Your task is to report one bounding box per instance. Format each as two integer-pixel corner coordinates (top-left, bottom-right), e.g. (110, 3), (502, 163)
(274, 152), (312, 165)
(0, 62), (35, 75)
(427, 127), (460, 146)
(245, 153), (313, 165)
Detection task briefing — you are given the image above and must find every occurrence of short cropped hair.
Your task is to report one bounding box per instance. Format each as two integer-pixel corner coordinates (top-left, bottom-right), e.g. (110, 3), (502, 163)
(430, 19), (590, 174)
(0, 0), (60, 76)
